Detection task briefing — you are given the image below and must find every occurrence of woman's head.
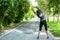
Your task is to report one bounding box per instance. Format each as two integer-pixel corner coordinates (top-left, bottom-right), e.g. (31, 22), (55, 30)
(37, 10), (40, 14)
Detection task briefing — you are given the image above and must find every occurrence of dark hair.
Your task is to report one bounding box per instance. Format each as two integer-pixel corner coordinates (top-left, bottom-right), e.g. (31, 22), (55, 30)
(37, 10), (40, 14)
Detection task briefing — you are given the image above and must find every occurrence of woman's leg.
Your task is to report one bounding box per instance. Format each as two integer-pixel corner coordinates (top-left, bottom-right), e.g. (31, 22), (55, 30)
(37, 31), (40, 39)
(44, 20), (49, 39)
(37, 21), (43, 39)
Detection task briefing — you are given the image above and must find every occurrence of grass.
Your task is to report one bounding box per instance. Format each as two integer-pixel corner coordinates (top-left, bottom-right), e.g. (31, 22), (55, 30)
(50, 30), (60, 37)
(47, 21), (60, 37)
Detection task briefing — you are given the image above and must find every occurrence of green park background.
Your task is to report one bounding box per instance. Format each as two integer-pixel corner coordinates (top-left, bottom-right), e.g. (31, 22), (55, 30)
(0, 0), (60, 37)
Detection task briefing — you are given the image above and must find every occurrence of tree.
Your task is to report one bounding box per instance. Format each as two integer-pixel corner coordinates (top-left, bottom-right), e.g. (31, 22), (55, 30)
(0, 0), (31, 31)
(14, 0), (30, 23)
(48, 0), (60, 15)
(36, 0), (49, 14)
(48, 0), (60, 22)
(0, 0), (30, 29)
(36, 0), (60, 22)
(0, 0), (10, 31)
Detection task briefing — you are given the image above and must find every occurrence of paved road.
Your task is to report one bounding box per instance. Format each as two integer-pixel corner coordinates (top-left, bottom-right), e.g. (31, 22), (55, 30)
(0, 18), (57, 40)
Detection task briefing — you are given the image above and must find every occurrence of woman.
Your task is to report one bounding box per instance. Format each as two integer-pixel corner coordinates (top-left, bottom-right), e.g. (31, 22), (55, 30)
(32, 6), (49, 39)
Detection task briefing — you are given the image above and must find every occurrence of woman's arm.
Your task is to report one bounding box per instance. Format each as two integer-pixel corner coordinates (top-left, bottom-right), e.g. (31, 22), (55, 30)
(32, 9), (37, 14)
(35, 6), (43, 13)
(31, 6), (37, 14)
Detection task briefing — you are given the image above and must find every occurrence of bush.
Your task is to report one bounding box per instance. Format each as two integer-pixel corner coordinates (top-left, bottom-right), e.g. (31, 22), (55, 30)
(14, 0), (30, 23)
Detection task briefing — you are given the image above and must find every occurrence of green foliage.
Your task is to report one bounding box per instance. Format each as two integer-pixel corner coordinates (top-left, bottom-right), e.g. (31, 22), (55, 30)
(24, 8), (36, 21)
(0, 0), (31, 28)
(36, 0), (49, 14)
(48, 0), (60, 15)
(14, 0), (30, 23)
(36, 0), (60, 15)
(0, 0), (10, 27)
(0, 0), (18, 27)
(0, 0), (9, 17)
(47, 21), (60, 37)
(51, 30), (60, 37)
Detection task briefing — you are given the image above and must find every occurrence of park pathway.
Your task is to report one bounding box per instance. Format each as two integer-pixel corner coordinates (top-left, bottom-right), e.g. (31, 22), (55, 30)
(0, 17), (57, 40)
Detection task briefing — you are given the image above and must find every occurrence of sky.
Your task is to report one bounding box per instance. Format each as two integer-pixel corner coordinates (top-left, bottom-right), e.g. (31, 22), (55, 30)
(30, 0), (38, 6)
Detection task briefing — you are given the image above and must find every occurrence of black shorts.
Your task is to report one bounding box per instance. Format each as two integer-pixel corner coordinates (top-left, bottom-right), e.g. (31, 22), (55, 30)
(39, 20), (48, 31)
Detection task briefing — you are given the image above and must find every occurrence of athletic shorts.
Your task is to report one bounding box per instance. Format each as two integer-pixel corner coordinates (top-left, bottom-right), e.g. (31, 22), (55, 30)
(39, 20), (48, 31)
